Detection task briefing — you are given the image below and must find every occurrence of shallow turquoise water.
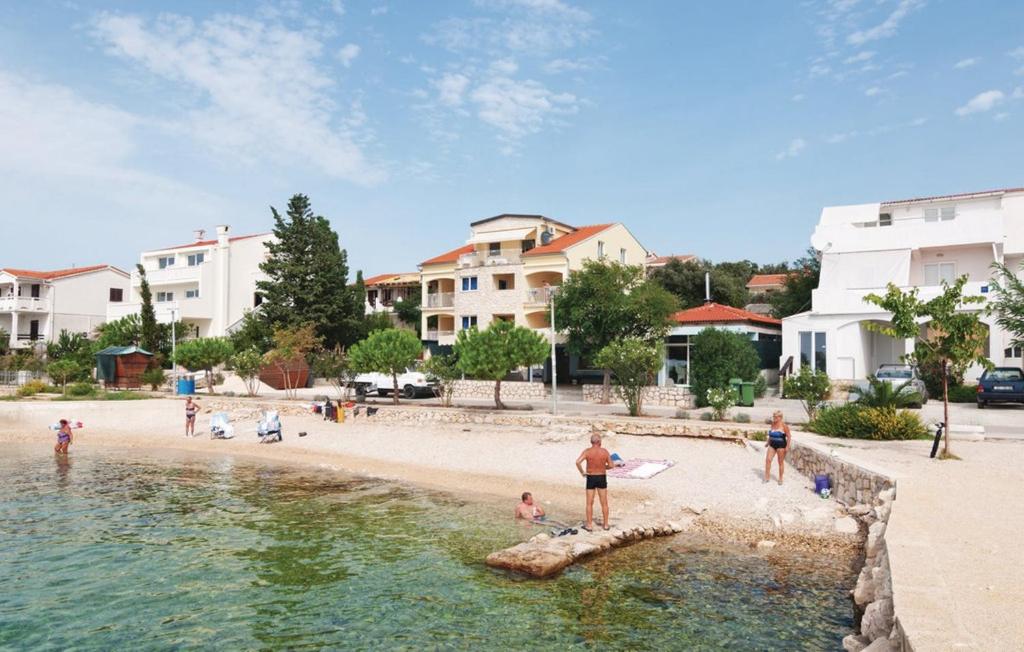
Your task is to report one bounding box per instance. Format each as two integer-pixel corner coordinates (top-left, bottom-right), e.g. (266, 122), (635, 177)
(0, 446), (857, 650)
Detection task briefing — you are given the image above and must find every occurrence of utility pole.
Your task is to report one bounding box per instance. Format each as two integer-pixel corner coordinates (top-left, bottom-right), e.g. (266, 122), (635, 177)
(171, 306), (178, 394)
(547, 283), (557, 415)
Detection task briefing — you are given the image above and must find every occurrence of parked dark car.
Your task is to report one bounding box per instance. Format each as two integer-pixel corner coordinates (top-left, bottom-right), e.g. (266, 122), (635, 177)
(976, 367), (1024, 408)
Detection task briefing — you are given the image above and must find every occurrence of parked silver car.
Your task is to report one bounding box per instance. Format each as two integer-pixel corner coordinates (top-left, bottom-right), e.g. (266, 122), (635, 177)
(874, 364), (928, 405)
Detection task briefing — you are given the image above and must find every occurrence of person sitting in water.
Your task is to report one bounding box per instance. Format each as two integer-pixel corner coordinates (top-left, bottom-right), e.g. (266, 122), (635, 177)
(515, 492), (546, 521)
(54, 419), (73, 454)
(764, 410), (792, 485)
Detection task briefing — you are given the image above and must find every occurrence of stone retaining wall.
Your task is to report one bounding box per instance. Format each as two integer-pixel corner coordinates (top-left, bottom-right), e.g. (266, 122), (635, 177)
(581, 384), (695, 408)
(786, 439), (894, 506)
(451, 379), (548, 400)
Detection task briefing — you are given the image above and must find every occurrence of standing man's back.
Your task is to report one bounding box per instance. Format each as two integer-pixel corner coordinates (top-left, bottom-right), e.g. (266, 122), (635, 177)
(575, 434), (612, 530)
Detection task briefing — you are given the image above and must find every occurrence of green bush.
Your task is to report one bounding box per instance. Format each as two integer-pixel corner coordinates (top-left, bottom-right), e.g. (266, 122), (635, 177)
(67, 382), (96, 397)
(753, 374), (767, 399)
(690, 329), (760, 407)
(947, 384), (978, 403)
(16, 379), (48, 397)
(784, 367), (831, 420)
(809, 404), (928, 440)
(735, 413), (751, 423)
(705, 386), (735, 421)
(140, 367), (166, 391)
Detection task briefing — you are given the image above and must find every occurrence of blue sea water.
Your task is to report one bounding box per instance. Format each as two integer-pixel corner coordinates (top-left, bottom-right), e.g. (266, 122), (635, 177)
(0, 446), (857, 650)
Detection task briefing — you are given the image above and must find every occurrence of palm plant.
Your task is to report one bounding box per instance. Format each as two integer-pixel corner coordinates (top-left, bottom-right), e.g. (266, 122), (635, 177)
(850, 376), (923, 409)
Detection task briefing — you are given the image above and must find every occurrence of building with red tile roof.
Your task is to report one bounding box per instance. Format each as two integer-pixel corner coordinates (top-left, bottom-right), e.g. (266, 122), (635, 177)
(363, 272), (421, 317)
(672, 302), (782, 327)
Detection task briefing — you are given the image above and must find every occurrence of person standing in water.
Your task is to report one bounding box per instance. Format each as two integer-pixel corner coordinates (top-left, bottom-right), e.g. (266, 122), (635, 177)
(184, 396), (199, 437)
(765, 410), (792, 485)
(54, 419), (73, 454)
(575, 433), (613, 531)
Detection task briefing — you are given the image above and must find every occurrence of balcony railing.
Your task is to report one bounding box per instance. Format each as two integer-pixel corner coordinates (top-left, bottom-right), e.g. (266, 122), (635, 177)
(132, 265), (204, 285)
(0, 296), (51, 312)
(424, 329), (455, 340)
(457, 249), (523, 268)
(525, 286), (558, 304)
(425, 292), (455, 308)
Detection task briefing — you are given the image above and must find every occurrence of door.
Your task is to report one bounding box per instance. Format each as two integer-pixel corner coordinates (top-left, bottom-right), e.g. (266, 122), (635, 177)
(30, 284), (40, 298)
(29, 320), (39, 340)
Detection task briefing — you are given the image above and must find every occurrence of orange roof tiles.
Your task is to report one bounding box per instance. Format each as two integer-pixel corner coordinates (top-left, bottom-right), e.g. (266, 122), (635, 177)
(1, 264), (126, 281)
(672, 302), (781, 327)
(647, 254), (696, 266)
(522, 223), (614, 257)
(747, 273), (789, 287)
(364, 272), (420, 286)
(421, 244), (475, 266)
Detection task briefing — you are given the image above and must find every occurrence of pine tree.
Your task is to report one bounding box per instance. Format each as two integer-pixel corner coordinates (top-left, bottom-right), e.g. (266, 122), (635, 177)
(256, 194), (359, 349)
(137, 264), (159, 356)
(353, 270), (366, 311)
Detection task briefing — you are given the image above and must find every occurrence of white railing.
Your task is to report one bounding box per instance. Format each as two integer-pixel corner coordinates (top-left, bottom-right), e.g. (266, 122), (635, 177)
(424, 329), (455, 340)
(457, 249), (523, 268)
(425, 292), (455, 308)
(525, 286), (558, 304)
(132, 265), (203, 285)
(0, 296), (51, 312)
(810, 280), (990, 314)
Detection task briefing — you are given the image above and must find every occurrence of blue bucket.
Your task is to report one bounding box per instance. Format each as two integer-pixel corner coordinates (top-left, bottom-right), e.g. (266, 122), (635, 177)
(176, 377), (196, 395)
(814, 475), (831, 494)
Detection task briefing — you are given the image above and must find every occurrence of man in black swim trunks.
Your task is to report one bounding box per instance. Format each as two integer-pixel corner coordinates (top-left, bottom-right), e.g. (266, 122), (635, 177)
(575, 433), (613, 531)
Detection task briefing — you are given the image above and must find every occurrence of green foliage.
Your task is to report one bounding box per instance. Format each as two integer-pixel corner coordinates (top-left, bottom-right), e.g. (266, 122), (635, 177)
(0, 327), (7, 355)
(422, 353), (461, 407)
(393, 286), (422, 334)
(95, 314), (183, 365)
(264, 324), (322, 399)
(753, 374), (767, 398)
(593, 338), (662, 416)
(174, 337), (234, 394)
(229, 311), (274, 354)
(46, 330), (95, 380)
(352, 270), (366, 312)
(257, 194), (361, 349)
(454, 321), (548, 409)
(310, 345), (351, 399)
(137, 264), (159, 355)
(649, 258), (752, 309)
(231, 346), (265, 397)
(917, 355), (963, 398)
(809, 404), (928, 440)
(140, 366), (166, 391)
(46, 359), (81, 393)
(850, 376), (923, 408)
(988, 260), (1024, 349)
(689, 329), (760, 407)
(705, 386), (735, 421)
(770, 248), (821, 319)
(784, 366), (831, 420)
(349, 328), (423, 405)
(67, 382), (96, 397)
(17, 379), (49, 397)
(360, 312), (395, 340)
(947, 384), (979, 403)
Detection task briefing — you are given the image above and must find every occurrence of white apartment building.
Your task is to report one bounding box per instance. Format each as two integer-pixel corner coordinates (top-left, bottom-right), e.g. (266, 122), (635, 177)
(107, 226), (274, 338)
(1, 265), (130, 349)
(782, 187), (1024, 380)
(419, 214), (648, 380)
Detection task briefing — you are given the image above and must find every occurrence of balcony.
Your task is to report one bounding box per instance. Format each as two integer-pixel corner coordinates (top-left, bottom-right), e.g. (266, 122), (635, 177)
(424, 292), (455, 309)
(457, 249), (523, 268)
(525, 286), (557, 305)
(810, 281), (990, 315)
(0, 296), (51, 312)
(132, 264), (205, 286)
(424, 329), (455, 340)
(107, 296), (213, 322)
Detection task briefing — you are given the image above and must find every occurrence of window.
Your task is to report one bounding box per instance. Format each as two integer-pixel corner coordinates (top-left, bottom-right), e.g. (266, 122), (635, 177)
(488, 242), (501, 256)
(924, 206), (955, 222)
(30, 284), (41, 298)
(187, 252), (205, 266)
(620, 248), (627, 264)
(1006, 346), (1023, 359)
(367, 290), (378, 306)
(597, 241), (605, 258)
(814, 332), (827, 375)
(521, 239), (535, 252)
(461, 276), (478, 291)
(461, 315), (477, 330)
(383, 289), (394, 304)
(109, 288), (124, 302)
(924, 262), (956, 286)
(185, 288), (200, 299)
(156, 291), (174, 302)
(158, 256), (175, 269)
(799, 331), (827, 373)
(879, 213), (892, 227)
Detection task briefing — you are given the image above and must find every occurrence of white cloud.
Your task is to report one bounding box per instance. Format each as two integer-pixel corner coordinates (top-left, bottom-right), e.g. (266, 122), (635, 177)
(92, 12), (384, 185)
(953, 57), (979, 70)
(543, 56), (601, 74)
(371, 5), (389, 16)
(490, 58), (519, 75)
(792, 93), (806, 102)
(470, 76), (578, 139)
(865, 86), (882, 96)
(1009, 46), (1024, 60)
(433, 72), (471, 106)
(424, 0), (593, 54)
(909, 116), (928, 127)
(826, 131), (857, 144)
(775, 138), (806, 160)
(847, 0), (924, 46)
(337, 43), (361, 67)
(475, 0), (591, 23)
(954, 90), (1005, 116)
(824, 116), (927, 145)
(809, 63), (831, 77)
(843, 50), (875, 64)
(329, 0), (345, 16)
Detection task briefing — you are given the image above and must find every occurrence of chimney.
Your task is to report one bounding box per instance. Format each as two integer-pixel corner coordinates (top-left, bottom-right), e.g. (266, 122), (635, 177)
(216, 225), (230, 246)
(704, 272), (711, 304)
(194, 229), (206, 242)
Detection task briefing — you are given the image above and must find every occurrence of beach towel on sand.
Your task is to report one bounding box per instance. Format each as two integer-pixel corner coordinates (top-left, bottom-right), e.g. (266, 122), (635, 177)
(607, 459), (675, 480)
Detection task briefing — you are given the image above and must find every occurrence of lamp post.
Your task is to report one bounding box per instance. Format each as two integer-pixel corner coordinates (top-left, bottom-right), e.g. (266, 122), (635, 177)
(547, 283), (558, 415)
(170, 306), (179, 394)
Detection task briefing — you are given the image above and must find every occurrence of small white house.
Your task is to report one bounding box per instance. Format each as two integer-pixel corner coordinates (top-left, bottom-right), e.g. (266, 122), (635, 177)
(782, 186), (1024, 381)
(1, 265), (130, 349)
(107, 226), (274, 338)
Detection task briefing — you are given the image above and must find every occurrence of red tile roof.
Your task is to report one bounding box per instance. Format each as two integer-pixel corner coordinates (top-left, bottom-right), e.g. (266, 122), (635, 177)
(522, 223), (614, 257)
(880, 186), (1024, 206)
(364, 272), (420, 286)
(421, 244), (475, 266)
(158, 232), (271, 251)
(747, 273), (789, 288)
(1, 264), (127, 281)
(672, 302), (782, 327)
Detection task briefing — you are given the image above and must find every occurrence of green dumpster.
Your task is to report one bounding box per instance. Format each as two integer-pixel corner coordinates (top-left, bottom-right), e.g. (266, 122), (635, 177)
(737, 381), (755, 407)
(728, 378), (742, 403)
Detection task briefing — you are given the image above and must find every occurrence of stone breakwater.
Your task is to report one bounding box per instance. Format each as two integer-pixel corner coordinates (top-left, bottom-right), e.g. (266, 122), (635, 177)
(485, 518), (691, 578)
(786, 439), (895, 507)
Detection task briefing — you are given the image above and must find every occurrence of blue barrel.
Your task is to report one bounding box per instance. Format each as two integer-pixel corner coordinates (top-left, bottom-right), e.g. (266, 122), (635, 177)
(176, 377), (196, 395)
(814, 475), (831, 494)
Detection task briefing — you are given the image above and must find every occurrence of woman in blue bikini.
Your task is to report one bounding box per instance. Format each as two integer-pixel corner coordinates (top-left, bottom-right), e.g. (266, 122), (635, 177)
(764, 410), (791, 485)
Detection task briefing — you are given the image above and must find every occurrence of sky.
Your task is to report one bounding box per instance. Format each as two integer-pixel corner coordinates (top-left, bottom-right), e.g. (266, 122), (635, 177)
(1, 0), (1023, 277)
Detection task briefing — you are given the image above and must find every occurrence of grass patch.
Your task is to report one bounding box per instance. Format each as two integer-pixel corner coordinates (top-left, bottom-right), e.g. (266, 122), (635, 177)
(50, 391), (153, 401)
(937, 450), (962, 461)
(745, 430), (767, 442)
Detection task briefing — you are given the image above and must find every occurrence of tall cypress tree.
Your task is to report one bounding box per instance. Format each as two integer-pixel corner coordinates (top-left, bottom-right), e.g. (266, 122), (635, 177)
(137, 264), (159, 355)
(353, 270), (366, 312)
(257, 194), (358, 349)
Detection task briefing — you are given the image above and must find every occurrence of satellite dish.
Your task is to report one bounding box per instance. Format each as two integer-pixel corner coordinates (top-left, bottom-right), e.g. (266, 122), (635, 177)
(540, 230), (553, 245)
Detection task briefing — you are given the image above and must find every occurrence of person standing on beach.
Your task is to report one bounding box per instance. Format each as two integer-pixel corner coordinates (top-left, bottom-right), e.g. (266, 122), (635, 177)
(54, 419), (73, 454)
(575, 434), (613, 531)
(184, 396), (199, 437)
(764, 410), (792, 485)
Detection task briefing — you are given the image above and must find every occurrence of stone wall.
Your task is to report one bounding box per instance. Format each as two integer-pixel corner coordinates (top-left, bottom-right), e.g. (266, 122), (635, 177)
(581, 383), (695, 408)
(451, 379), (548, 400)
(786, 439), (894, 506)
